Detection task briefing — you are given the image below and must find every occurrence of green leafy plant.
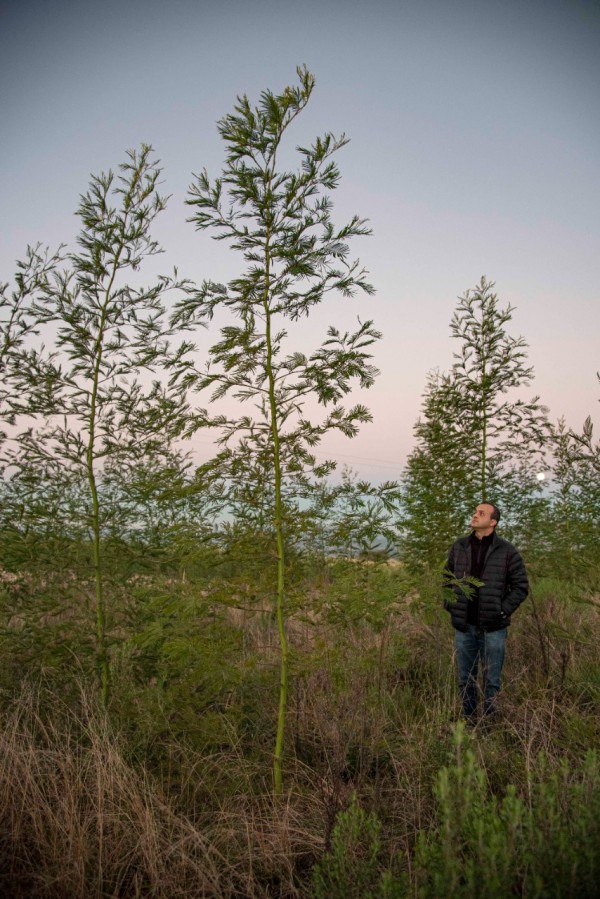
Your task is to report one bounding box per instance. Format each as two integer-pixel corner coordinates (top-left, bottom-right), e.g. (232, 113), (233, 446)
(3, 145), (192, 704)
(450, 277), (549, 499)
(401, 277), (550, 570)
(173, 66), (379, 794)
(312, 792), (387, 899)
(414, 724), (600, 898)
(547, 410), (600, 589)
(0, 244), (64, 446)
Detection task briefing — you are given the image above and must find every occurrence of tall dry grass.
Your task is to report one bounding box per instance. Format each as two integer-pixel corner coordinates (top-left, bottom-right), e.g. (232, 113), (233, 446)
(0, 570), (598, 896)
(0, 686), (325, 898)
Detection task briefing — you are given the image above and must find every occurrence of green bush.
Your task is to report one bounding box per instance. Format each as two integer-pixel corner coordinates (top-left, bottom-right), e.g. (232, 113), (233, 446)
(414, 724), (600, 898)
(312, 792), (402, 899)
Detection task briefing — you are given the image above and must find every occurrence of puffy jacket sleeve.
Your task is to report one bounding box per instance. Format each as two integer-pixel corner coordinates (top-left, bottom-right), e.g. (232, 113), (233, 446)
(502, 549), (529, 616)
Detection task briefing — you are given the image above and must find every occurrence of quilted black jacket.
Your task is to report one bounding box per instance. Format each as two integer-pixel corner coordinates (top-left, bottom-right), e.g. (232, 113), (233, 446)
(444, 532), (529, 632)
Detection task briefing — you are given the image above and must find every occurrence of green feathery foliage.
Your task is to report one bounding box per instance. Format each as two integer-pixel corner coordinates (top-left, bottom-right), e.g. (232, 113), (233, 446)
(172, 66), (380, 794)
(401, 277), (550, 572)
(2, 145), (193, 705)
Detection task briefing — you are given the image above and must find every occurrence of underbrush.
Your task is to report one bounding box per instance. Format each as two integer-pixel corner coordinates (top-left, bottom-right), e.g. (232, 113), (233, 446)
(0, 566), (599, 896)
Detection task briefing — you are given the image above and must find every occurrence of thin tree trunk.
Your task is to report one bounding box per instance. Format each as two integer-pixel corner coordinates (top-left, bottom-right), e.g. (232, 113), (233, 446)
(87, 251), (123, 708)
(262, 220), (288, 797)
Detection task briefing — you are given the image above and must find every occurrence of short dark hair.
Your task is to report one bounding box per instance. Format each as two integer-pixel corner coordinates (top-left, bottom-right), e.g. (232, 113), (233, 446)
(483, 501), (501, 525)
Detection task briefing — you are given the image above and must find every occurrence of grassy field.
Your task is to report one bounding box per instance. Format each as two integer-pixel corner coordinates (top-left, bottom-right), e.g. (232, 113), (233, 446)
(0, 561), (599, 897)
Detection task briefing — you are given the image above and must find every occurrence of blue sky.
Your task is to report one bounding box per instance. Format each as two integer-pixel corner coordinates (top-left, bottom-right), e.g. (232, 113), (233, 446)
(1, 0), (599, 481)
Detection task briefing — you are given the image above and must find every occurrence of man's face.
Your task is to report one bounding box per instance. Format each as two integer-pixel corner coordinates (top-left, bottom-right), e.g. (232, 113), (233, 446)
(470, 503), (497, 535)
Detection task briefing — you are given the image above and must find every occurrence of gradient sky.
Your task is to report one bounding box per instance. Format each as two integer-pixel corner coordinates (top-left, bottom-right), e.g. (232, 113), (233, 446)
(2, 0), (599, 482)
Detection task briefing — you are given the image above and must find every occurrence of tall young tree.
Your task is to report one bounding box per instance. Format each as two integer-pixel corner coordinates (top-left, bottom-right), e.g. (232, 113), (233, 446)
(401, 278), (550, 570)
(173, 66), (379, 794)
(4, 145), (192, 704)
(449, 277), (549, 500)
(399, 370), (477, 572)
(546, 396), (600, 588)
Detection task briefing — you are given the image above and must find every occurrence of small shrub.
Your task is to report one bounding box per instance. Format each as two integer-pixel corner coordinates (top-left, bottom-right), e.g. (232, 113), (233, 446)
(414, 724), (600, 898)
(311, 792), (392, 899)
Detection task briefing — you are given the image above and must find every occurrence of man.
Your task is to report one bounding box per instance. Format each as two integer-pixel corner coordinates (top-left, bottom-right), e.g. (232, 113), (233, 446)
(444, 502), (529, 723)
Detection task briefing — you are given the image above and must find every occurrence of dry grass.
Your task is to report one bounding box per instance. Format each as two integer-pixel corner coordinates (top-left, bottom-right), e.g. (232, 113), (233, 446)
(0, 572), (599, 897)
(0, 687), (228, 897)
(0, 684), (332, 898)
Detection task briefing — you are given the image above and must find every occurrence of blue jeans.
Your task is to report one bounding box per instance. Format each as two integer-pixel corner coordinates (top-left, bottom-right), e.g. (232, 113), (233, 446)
(454, 626), (507, 718)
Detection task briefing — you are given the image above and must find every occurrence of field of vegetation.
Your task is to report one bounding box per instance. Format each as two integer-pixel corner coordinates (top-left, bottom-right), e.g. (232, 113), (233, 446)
(1, 67), (598, 896)
(0, 556), (598, 897)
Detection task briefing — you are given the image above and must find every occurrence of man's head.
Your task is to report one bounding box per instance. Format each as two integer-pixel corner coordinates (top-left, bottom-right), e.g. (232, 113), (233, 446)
(470, 502), (500, 537)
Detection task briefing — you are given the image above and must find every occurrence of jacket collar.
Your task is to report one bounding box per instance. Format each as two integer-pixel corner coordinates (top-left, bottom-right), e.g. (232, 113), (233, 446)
(460, 530), (501, 548)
